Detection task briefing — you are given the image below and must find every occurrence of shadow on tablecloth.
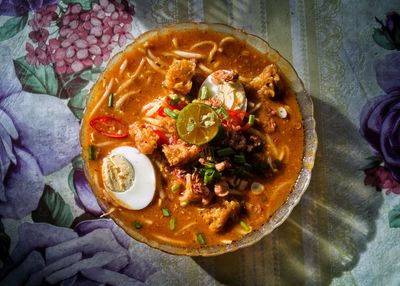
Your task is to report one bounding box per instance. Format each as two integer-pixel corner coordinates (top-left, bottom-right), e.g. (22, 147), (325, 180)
(193, 97), (383, 285)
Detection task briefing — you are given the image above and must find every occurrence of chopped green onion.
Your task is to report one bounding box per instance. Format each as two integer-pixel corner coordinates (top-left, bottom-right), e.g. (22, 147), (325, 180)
(200, 86), (209, 100)
(196, 233), (206, 245)
(204, 162), (215, 169)
(240, 220), (251, 232)
(170, 94), (180, 106)
(216, 107), (229, 119)
(204, 169), (221, 185)
(169, 217), (176, 230)
(272, 159), (281, 169)
(89, 144), (95, 160)
(107, 93), (114, 108)
(234, 154), (246, 164)
(132, 221), (143, 229)
(217, 147), (235, 157)
(248, 114), (255, 125)
(171, 184), (182, 193)
(164, 108), (178, 119)
(162, 208), (170, 217)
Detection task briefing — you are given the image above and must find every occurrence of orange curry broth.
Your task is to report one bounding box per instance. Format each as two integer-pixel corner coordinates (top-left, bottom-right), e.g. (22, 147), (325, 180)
(81, 29), (304, 248)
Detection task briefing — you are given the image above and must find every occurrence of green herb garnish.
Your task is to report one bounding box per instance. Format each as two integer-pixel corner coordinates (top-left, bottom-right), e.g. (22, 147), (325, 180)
(107, 93), (114, 108)
(162, 208), (170, 217)
(170, 94), (180, 106)
(169, 217), (176, 230)
(234, 154), (246, 164)
(89, 144), (95, 160)
(240, 220), (250, 232)
(217, 147), (235, 157)
(200, 86), (209, 100)
(272, 159), (281, 169)
(248, 114), (255, 125)
(164, 108), (178, 119)
(215, 106), (229, 119)
(132, 221), (143, 229)
(171, 184), (182, 193)
(196, 233), (206, 245)
(204, 168), (221, 184)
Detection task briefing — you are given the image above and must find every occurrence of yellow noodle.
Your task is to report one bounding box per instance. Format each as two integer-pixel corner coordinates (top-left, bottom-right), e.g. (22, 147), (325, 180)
(147, 49), (168, 66)
(160, 51), (176, 57)
(175, 222), (197, 235)
(143, 117), (162, 126)
(172, 37), (179, 48)
(198, 63), (213, 74)
(190, 40), (218, 62)
(278, 145), (290, 161)
(119, 59), (128, 75)
(89, 78), (114, 118)
(173, 50), (206, 59)
(273, 181), (292, 194)
(142, 99), (162, 112)
(265, 134), (279, 158)
(239, 75), (252, 83)
(248, 102), (262, 114)
(218, 36), (236, 52)
(141, 218), (154, 225)
(115, 78), (133, 95)
(115, 89), (141, 108)
(152, 234), (189, 246)
(248, 128), (266, 141)
(128, 58), (146, 80)
(146, 57), (165, 74)
(144, 101), (162, 117)
(146, 75), (153, 86)
(220, 239), (233, 244)
(95, 141), (117, 148)
(100, 207), (115, 218)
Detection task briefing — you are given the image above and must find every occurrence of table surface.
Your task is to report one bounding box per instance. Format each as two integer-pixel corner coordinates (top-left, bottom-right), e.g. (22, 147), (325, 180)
(0, 0), (399, 285)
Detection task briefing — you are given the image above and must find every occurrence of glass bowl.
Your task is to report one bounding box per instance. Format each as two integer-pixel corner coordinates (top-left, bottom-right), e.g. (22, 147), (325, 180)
(80, 22), (318, 256)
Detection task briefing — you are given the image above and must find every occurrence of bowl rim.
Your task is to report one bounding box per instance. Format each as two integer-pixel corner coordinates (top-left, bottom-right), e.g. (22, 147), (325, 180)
(80, 22), (318, 257)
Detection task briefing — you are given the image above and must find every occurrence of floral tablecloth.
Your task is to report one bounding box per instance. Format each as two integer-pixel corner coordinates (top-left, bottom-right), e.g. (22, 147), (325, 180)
(0, 0), (399, 285)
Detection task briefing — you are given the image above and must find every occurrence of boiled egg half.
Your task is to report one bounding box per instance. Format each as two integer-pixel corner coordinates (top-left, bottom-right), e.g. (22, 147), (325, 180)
(200, 69), (247, 111)
(102, 146), (156, 210)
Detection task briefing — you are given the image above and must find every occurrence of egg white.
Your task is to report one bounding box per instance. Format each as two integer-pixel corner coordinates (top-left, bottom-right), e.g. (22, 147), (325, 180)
(105, 146), (156, 210)
(201, 70), (247, 111)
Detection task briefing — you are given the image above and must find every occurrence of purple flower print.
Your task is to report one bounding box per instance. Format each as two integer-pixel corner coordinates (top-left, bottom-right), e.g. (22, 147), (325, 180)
(0, 0), (59, 16)
(73, 169), (103, 216)
(0, 45), (80, 218)
(360, 52), (400, 181)
(0, 221), (158, 285)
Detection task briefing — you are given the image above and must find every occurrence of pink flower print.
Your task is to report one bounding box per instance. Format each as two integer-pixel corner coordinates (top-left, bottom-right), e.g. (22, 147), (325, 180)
(26, 1), (134, 73)
(113, 23), (133, 47)
(118, 10), (133, 24)
(28, 5), (57, 30)
(364, 166), (400, 194)
(28, 28), (49, 43)
(26, 43), (49, 66)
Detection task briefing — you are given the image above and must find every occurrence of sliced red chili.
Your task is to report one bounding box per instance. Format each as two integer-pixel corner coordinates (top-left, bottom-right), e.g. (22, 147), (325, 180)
(158, 107), (167, 117)
(89, 116), (129, 138)
(153, 129), (169, 146)
(159, 103), (186, 116)
(222, 110), (248, 126)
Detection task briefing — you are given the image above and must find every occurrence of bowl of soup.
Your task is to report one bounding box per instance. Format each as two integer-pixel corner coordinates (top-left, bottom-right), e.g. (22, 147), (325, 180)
(80, 22), (317, 256)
